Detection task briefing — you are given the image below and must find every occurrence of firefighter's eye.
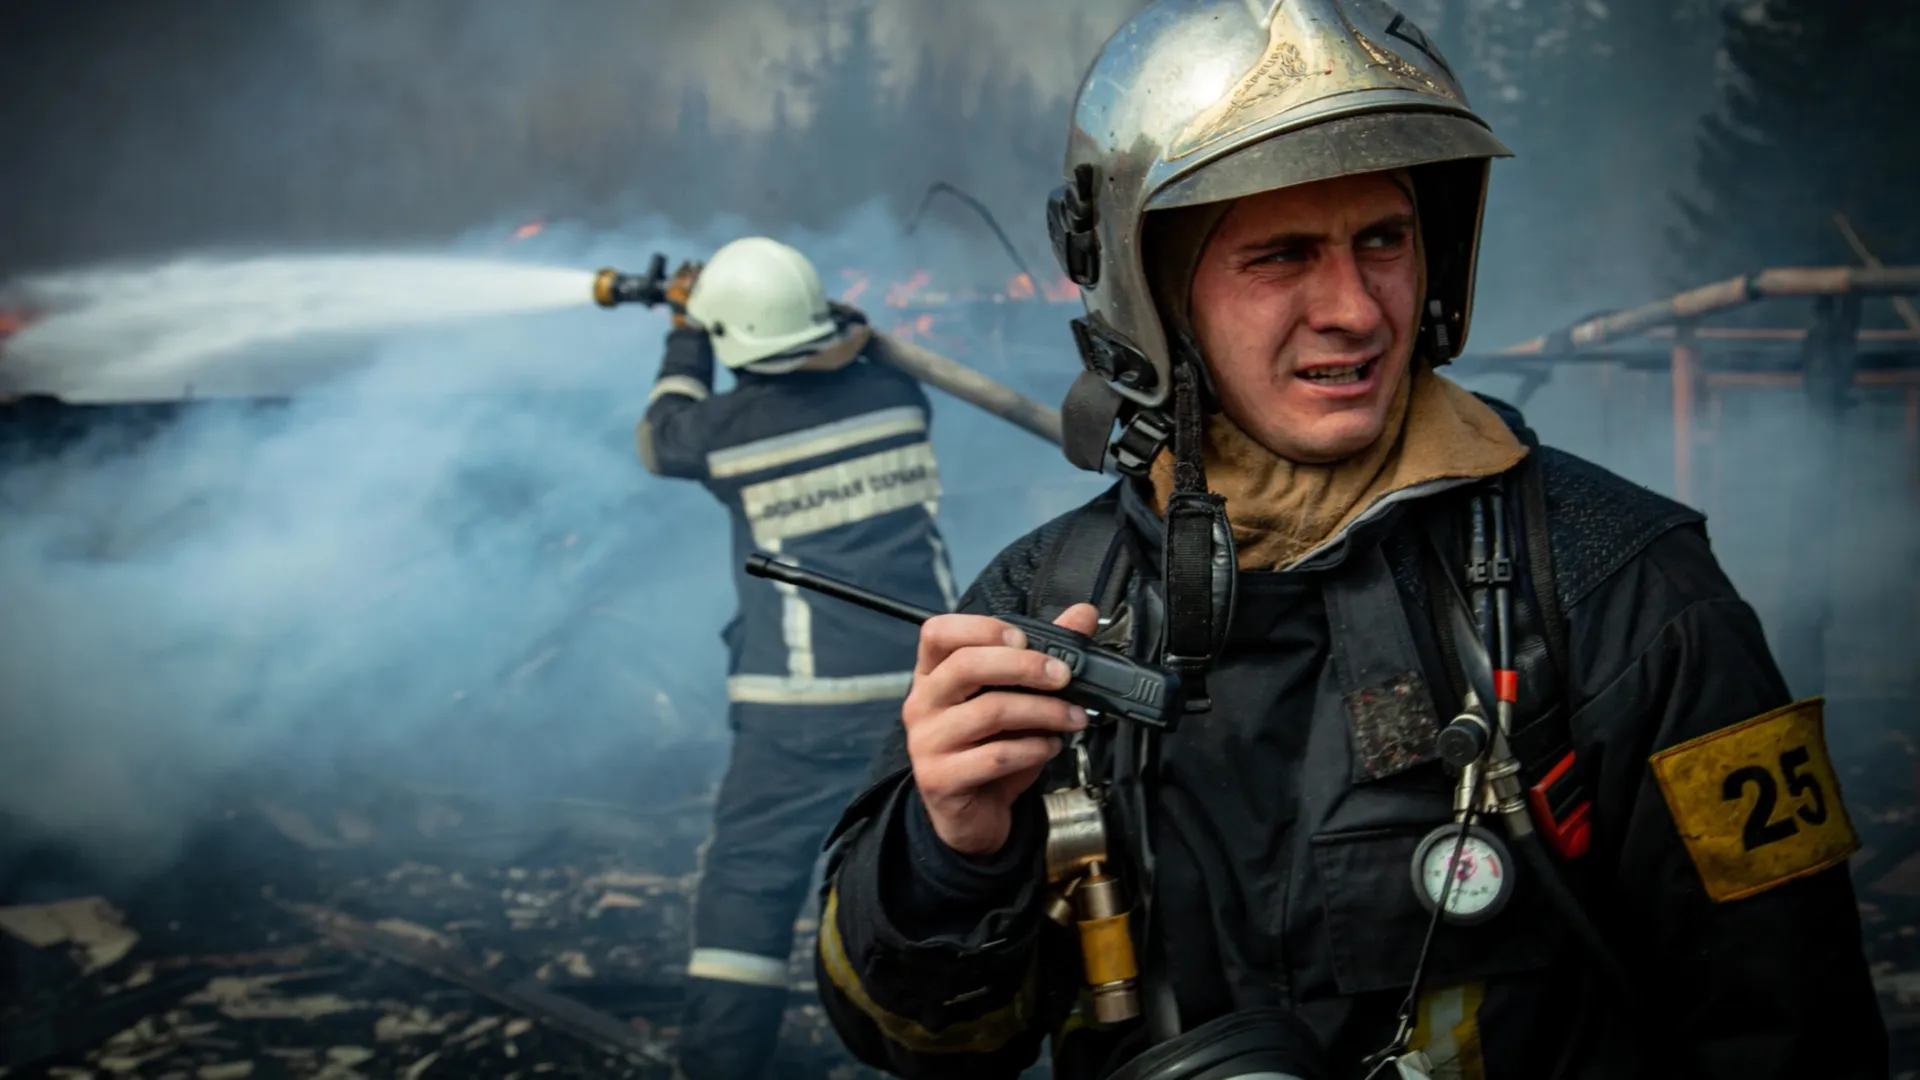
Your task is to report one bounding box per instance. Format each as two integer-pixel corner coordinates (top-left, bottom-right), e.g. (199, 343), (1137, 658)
(1358, 227), (1409, 252)
(1252, 242), (1312, 266)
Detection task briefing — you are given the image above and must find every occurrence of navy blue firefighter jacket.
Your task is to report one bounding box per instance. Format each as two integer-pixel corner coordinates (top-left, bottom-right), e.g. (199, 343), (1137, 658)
(637, 320), (957, 721)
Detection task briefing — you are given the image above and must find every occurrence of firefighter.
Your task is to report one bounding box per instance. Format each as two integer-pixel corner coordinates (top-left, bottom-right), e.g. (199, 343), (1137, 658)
(637, 236), (958, 1080)
(812, 3), (1887, 1078)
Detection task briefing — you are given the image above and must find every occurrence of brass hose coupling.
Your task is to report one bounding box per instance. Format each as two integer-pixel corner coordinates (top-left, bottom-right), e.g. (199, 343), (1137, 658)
(1074, 861), (1141, 1023)
(591, 267), (622, 308)
(1043, 786), (1141, 1023)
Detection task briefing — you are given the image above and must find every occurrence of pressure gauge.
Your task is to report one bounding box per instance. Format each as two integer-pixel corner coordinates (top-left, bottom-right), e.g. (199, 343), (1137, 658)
(1410, 823), (1514, 925)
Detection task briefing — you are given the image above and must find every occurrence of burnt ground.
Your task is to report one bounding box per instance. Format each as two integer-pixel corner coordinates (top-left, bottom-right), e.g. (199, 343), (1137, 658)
(0, 783), (873, 1080)
(0, 742), (1916, 1080)
(1849, 718), (1920, 1078)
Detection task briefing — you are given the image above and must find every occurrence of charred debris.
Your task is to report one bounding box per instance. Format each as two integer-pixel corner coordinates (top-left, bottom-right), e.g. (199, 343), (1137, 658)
(0, 779), (874, 1080)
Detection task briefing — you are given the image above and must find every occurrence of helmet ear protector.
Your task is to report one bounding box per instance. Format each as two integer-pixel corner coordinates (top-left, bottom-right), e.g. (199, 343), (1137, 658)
(1048, 163), (1102, 292)
(1051, 165), (1166, 424)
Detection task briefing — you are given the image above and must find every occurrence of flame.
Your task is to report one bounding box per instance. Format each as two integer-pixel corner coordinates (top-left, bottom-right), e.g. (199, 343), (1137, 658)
(840, 268), (870, 305)
(829, 267), (1079, 312)
(889, 312), (940, 342)
(885, 269), (932, 308)
(0, 310), (39, 343)
(509, 218), (546, 242)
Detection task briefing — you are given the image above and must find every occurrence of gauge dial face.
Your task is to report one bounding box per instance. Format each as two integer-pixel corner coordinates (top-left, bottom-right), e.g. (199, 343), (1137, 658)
(1417, 829), (1510, 921)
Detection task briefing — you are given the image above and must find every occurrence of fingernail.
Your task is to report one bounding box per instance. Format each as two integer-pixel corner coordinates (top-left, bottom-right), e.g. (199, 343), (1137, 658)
(1003, 627), (1026, 649)
(1069, 706), (1089, 729)
(1045, 658), (1069, 683)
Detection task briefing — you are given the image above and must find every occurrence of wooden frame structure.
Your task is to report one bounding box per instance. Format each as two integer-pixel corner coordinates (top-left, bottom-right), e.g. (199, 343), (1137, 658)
(1473, 266), (1920, 506)
(1463, 266), (1920, 704)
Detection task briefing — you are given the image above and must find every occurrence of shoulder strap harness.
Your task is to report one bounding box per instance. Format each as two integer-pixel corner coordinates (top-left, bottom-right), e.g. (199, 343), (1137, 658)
(1027, 450), (1594, 863)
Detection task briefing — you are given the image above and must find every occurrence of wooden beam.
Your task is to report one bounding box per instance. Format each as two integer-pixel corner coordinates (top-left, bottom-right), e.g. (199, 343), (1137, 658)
(1672, 323), (1699, 505)
(1497, 327), (1919, 354)
(1702, 370), (1920, 388)
(1834, 213), (1920, 334)
(1908, 385), (1920, 504)
(1500, 265), (1920, 354)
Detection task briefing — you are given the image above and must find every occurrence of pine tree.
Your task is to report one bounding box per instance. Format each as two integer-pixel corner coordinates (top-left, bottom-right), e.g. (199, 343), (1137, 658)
(1672, 0), (1920, 285)
(778, 0), (893, 230)
(891, 43), (969, 217)
(656, 86), (717, 223)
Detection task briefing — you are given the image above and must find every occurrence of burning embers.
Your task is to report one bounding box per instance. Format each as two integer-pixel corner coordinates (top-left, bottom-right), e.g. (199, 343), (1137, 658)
(845, 267), (1078, 310)
(883, 269), (932, 309)
(835, 267), (1080, 343)
(1007, 273), (1081, 304)
(0, 308), (40, 344)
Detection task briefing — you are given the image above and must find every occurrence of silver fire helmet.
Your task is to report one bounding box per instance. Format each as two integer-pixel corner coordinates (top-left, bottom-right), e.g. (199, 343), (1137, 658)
(1047, 0), (1513, 413)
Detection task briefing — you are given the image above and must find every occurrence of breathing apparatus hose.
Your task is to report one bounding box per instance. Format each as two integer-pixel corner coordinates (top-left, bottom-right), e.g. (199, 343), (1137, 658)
(1546, 954), (1594, 1080)
(1513, 830), (1634, 1001)
(1488, 488), (1636, 1002)
(1488, 484), (1646, 1076)
(1514, 826), (1649, 1080)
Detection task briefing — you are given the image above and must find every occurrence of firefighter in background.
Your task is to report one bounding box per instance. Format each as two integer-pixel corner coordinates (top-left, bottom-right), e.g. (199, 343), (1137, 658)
(637, 236), (959, 1080)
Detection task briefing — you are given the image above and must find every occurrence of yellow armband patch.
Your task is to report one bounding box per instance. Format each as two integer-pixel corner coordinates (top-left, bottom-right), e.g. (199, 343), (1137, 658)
(1649, 698), (1859, 903)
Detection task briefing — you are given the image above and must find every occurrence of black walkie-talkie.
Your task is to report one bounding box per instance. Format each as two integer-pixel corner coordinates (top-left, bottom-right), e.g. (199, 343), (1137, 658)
(745, 555), (1183, 732)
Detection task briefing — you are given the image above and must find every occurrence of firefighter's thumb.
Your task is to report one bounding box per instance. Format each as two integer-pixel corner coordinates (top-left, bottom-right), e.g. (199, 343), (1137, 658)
(1054, 602), (1099, 638)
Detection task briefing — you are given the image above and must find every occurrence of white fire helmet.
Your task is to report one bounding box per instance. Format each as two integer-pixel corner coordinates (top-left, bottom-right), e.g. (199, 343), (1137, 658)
(685, 237), (839, 370)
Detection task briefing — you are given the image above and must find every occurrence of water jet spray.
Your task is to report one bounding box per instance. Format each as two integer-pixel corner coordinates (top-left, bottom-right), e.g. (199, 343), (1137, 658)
(0, 247), (1064, 446)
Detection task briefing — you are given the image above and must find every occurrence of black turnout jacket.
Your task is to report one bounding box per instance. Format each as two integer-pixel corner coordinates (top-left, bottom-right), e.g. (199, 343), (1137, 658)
(813, 402), (1886, 1080)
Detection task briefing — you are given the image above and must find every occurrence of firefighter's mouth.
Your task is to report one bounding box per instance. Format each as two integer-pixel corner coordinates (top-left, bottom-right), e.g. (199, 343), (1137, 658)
(1297, 358), (1376, 385)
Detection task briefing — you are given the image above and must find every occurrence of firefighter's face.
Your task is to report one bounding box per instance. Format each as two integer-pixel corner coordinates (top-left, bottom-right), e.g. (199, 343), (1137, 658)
(1188, 172), (1419, 464)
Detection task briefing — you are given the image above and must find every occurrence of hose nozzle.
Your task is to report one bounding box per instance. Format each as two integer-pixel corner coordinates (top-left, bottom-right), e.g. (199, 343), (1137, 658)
(592, 254), (669, 308)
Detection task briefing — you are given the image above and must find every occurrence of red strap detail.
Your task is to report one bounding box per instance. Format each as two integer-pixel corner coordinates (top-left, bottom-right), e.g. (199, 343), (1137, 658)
(1543, 802), (1591, 860)
(1527, 750), (1592, 860)
(1494, 669), (1519, 704)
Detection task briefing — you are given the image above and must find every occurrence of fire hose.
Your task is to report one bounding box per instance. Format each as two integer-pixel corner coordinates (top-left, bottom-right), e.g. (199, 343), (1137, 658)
(593, 259), (1064, 447)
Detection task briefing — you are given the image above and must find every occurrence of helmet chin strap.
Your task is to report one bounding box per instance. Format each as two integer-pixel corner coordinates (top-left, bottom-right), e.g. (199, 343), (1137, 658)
(1159, 355), (1232, 716)
(1056, 310), (1235, 698)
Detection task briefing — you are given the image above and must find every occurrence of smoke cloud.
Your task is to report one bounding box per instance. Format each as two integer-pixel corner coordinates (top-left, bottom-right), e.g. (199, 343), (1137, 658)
(0, 203), (1108, 879)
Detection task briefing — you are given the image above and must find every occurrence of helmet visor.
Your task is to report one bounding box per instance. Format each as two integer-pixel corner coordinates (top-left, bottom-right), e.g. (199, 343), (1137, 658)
(1146, 110), (1511, 212)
